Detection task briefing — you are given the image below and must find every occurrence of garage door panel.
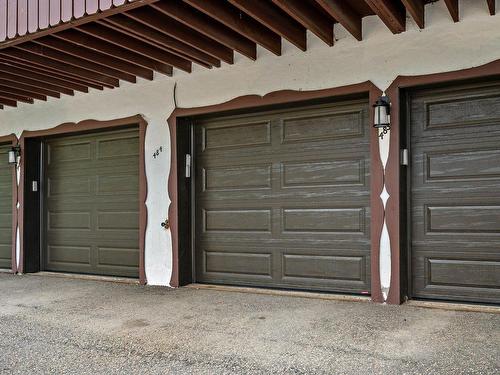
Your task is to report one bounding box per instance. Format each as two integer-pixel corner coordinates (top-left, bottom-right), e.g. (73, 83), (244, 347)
(281, 158), (366, 188)
(423, 92), (500, 130)
(202, 164), (272, 192)
(202, 121), (271, 151)
(97, 211), (139, 230)
(48, 141), (92, 164)
(280, 109), (365, 143)
(424, 205), (500, 234)
(410, 83), (500, 303)
(195, 99), (370, 293)
(97, 174), (139, 195)
(282, 208), (367, 234)
(48, 211), (91, 230)
(48, 176), (92, 197)
(47, 245), (91, 266)
(411, 86), (500, 134)
(282, 253), (366, 281)
(203, 250), (273, 277)
(97, 246), (139, 268)
(44, 128), (139, 278)
(202, 208), (272, 233)
(96, 135), (139, 159)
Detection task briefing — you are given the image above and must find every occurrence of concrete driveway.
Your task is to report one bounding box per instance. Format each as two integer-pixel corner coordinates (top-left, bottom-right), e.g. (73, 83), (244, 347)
(0, 273), (498, 375)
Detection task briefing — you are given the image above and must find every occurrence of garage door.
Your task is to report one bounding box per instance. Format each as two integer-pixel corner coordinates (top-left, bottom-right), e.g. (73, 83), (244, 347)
(410, 82), (500, 304)
(0, 144), (12, 270)
(43, 128), (140, 278)
(194, 99), (371, 294)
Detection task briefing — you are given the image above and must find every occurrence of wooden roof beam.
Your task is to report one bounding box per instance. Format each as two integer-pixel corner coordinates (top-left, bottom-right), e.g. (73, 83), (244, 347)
(364, 0), (406, 34)
(0, 66), (75, 95)
(0, 56), (102, 91)
(271, 0), (334, 46)
(0, 85), (47, 101)
(183, 0), (281, 56)
(75, 23), (183, 74)
(151, 1), (257, 60)
(101, 16), (219, 68)
(0, 79), (59, 98)
(0, 98), (17, 107)
(227, 0), (307, 51)
(15, 43), (135, 84)
(125, 8), (234, 64)
(315, 0), (363, 41)
(0, 60), (87, 93)
(0, 49), (117, 88)
(443, 0), (459, 22)
(54, 29), (175, 76)
(401, 0), (425, 29)
(35, 37), (155, 81)
(0, 92), (34, 104)
(487, 0), (495, 15)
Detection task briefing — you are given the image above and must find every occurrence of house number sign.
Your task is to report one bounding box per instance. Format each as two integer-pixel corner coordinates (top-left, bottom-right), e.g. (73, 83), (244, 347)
(153, 146), (163, 159)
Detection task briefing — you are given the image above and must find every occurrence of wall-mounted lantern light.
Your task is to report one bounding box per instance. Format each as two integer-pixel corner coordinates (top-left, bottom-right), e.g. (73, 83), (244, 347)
(373, 96), (391, 139)
(8, 145), (21, 166)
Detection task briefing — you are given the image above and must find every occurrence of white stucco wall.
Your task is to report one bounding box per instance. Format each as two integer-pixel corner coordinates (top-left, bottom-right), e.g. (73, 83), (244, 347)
(0, 0), (499, 288)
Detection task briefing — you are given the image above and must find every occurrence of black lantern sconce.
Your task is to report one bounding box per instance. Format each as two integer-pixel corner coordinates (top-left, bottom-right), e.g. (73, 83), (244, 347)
(373, 96), (391, 139)
(8, 145), (21, 166)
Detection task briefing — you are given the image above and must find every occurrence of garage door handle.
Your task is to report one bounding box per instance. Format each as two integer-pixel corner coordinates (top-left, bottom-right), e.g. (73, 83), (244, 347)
(161, 219), (170, 230)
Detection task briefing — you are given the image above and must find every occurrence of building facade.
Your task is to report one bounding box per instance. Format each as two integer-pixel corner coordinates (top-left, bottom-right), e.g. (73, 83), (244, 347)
(0, 0), (499, 305)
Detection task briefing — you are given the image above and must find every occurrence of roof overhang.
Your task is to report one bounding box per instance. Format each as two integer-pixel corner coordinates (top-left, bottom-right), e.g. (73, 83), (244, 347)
(0, 0), (496, 109)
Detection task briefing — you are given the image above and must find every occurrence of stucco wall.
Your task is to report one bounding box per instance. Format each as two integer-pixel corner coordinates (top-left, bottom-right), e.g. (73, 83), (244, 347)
(0, 0), (499, 287)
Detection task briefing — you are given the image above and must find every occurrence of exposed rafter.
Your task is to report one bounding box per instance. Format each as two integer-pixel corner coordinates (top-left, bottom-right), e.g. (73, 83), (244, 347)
(227, 0), (307, 51)
(34, 37), (155, 80)
(100, 16), (219, 68)
(125, 7), (234, 64)
(401, 0), (425, 29)
(0, 64), (78, 95)
(2, 48), (119, 88)
(487, 0), (495, 15)
(183, 0), (281, 56)
(315, 0), (363, 41)
(443, 0), (459, 22)
(76, 24), (180, 74)
(364, 0), (406, 34)
(151, 1), (257, 60)
(271, 0), (334, 46)
(0, 77), (61, 98)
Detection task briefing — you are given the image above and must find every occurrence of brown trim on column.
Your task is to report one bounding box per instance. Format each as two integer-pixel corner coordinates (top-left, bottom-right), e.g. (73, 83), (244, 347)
(369, 87), (384, 303)
(17, 115), (148, 284)
(385, 59), (500, 304)
(0, 134), (18, 273)
(167, 81), (385, 300)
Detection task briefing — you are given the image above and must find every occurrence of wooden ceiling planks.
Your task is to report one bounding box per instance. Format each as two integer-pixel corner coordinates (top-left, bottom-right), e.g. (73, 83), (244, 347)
(0, 0), (496, 109)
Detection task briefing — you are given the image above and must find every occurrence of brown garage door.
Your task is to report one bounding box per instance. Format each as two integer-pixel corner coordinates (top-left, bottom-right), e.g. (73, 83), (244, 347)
(194, 99), (371, 294)
(43, 128), (140, 278)
(410, 82), (500, 304)
(0, 144), (12, 270)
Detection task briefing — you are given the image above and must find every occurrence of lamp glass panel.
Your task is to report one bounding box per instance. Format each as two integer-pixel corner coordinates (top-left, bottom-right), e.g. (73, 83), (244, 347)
(8, 150), (16, 164)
